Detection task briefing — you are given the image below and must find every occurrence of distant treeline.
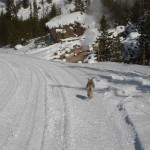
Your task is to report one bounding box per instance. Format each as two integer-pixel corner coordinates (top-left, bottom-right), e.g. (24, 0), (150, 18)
(0, 0), (60, 46)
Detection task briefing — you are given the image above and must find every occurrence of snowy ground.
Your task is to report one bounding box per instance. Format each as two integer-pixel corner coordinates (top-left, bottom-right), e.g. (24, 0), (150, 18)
(0, 52), (150, 150)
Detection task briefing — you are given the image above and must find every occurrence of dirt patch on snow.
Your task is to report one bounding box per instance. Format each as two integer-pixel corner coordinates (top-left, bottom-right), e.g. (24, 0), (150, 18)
(61, 46), (88, 63)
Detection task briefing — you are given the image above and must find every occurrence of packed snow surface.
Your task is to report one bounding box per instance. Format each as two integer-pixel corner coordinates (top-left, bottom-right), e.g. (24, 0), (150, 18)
(0, 52), (150, 150)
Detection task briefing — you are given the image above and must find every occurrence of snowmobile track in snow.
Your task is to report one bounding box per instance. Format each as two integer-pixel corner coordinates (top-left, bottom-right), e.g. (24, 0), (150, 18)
(44, 69), (70, 150)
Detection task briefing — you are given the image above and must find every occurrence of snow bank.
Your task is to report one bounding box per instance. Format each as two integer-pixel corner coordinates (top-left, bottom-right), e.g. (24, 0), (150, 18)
(14, 44), (23, 50)
(122, 32), (140, 47)
(128, 32), (141, 40)
(83, 54), (97, 63)
(109, 26), (125, 37)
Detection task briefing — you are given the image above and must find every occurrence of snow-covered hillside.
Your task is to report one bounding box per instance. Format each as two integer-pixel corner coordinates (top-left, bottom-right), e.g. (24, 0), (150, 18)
(0, 52), (150, 150)
(0, 0), (67, 20)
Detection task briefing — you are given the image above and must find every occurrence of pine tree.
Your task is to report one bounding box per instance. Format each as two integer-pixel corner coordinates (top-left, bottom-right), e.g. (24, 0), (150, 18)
(50, 4), (57, 18)
(6, 0), (15, 20)
(0, 14), (8, 46)
(33, 0), (38, 19)
(41, 0), (45, 18)
(96, 15), (111, 62)
(138, 11), (150, 65)
(110, 35), (123, 62)
(96, 14), (123, 62)
(130, 1), (141, 25)
(22, 0), (29, 9)
(56, 6), (61, 16)
(68, 0), (73, 3)
(29, 3), (33, 19)
(16, 0), (21, 12)
(31, 0), (39, 38)
(100, 15), (108, 32)
(80, 1), (86, 12)
(74, 0), (86, 12)
(47, 0), (52, 4)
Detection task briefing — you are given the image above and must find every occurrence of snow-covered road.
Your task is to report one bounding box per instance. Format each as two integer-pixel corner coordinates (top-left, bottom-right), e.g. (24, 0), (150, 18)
(0, 53), (150, 150)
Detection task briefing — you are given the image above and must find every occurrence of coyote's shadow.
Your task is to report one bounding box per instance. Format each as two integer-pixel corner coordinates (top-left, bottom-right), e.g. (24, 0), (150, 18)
(76, 94), (87, 100)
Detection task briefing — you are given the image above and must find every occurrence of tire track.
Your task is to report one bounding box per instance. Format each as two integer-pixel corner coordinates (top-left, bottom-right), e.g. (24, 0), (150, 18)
(0, 55), (46, 150)
(0, 60), (18, 113)
(44, 67), (69, 150)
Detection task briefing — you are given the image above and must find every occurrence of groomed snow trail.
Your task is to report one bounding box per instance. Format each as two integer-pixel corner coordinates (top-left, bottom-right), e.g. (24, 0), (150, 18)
(0, 53), (149, 150)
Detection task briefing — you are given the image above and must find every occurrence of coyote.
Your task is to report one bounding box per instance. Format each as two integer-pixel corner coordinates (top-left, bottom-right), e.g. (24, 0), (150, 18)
(86, 78), (95, 99)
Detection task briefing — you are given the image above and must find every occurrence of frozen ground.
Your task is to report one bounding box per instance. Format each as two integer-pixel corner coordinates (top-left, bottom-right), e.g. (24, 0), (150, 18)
(0, 52), (150, 150)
